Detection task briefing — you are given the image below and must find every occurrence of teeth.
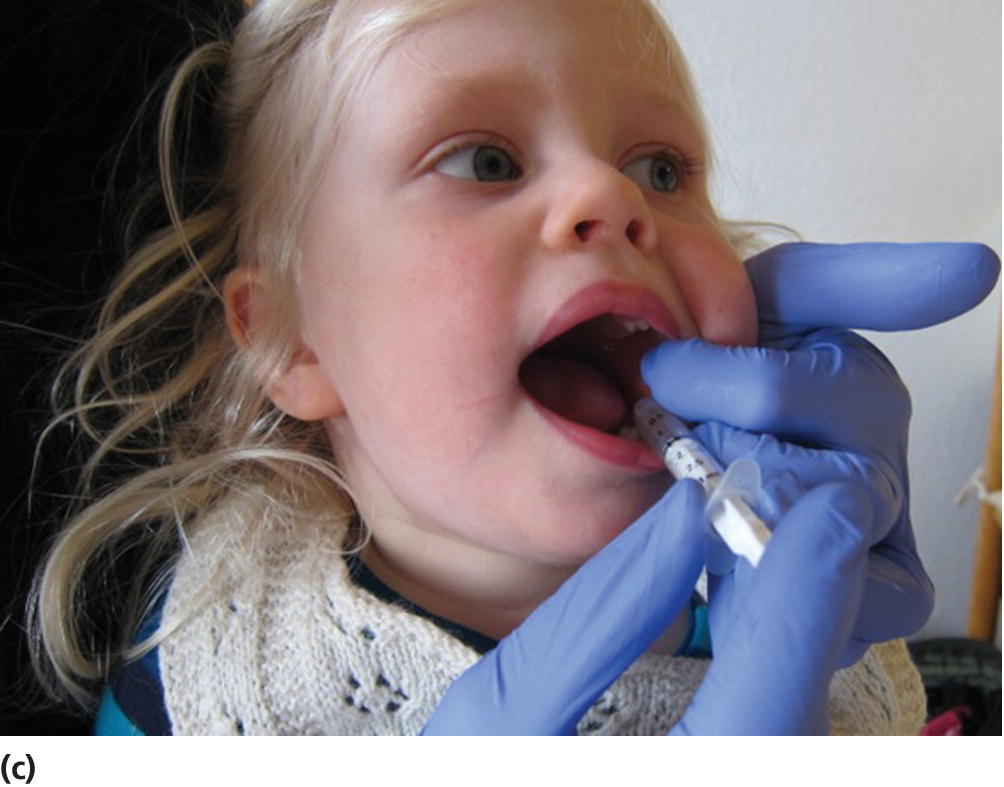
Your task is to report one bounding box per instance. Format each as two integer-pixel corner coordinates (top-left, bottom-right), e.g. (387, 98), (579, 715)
(622, 317), (654, 331)
(603, 316), (651, 339)
(618, 316), (650, 334)
(617, 423), (640, 441)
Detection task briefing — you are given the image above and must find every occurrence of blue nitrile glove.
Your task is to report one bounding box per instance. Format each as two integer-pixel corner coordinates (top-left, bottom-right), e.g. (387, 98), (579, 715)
(422, 479), (707, 735)
(671, 481), (873, 735)
(423, 476), (874, 736)
(643, 242), (1001, 662)
(423, 242), (998, 736)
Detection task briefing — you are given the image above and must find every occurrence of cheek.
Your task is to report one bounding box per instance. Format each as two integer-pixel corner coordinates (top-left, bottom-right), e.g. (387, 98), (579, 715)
(301, 226), (519, 433)
(666, 231), (758, 347)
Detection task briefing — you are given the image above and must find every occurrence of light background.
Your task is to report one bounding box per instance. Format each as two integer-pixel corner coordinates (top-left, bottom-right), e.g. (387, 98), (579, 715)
(656, 0), (1001, 644)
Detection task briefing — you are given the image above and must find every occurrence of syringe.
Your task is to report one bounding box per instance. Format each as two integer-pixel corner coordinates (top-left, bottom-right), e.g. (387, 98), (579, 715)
(633, 397), (772, 567)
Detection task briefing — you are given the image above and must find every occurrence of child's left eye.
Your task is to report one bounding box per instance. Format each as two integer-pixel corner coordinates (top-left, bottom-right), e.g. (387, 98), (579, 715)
(620, 154), (681, 193)
(434, 144), (522, 182)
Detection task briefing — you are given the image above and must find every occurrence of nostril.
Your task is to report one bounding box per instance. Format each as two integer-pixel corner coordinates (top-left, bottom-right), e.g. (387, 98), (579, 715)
(575, 220), (595, 241)
(572, 219), (647, 245)
(625, 219), (642, 246)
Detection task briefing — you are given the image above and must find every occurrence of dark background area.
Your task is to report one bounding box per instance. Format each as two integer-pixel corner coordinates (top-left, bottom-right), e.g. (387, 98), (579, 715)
(1, 0), (239, 735)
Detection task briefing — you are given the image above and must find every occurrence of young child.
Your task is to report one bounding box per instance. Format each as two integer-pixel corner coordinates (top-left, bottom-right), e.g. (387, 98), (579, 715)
(30, 0), (932, 735)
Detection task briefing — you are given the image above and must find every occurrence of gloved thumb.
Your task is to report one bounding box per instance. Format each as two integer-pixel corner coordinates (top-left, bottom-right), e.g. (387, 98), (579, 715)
(672, 482), (871, 735)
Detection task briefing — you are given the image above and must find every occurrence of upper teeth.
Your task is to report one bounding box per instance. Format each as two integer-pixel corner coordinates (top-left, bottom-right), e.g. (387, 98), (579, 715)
(621, 317), (650, 333)
(605, 316), (651, 338)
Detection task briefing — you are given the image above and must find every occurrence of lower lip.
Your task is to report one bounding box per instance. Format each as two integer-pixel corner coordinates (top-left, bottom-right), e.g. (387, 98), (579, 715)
(524, 394), (668, 472)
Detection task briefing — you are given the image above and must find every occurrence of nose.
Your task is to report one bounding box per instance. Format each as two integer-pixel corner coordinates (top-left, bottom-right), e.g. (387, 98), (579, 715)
(541, 161), (658, 253)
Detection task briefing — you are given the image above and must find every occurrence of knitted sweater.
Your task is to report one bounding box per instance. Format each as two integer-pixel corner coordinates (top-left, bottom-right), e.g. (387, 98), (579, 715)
(160, 496), (928, 735)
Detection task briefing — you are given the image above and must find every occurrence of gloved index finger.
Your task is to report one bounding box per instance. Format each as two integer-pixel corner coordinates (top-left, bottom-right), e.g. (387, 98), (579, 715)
(748, 242), (1000, 332)
(641, 333), (908, 459)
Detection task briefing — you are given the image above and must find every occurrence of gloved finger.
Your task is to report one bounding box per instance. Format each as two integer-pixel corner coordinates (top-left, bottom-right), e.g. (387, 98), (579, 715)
(746, 242), (1000, 341)
(839, 544), (934, 667)
(846, 520), (934, 652)
(422, 479), (706, 735)
(642, 333), (909, 458)
(707, 536), (923, 672)
(757, 468), (804, 525)
(704, 468), (859, 642)
(672, 482), (872, 735)
(696, 420), (931, 659)
(704, 555), (750, 636)
(698, 422), (922, 603)
(691, 422), (896, 527)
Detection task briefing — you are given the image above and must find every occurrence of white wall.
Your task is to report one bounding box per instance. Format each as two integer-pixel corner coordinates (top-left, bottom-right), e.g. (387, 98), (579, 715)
(657, 0), (1001, 644)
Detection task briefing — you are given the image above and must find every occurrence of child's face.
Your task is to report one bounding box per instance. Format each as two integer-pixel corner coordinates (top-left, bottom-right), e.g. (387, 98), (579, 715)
(293, 0), (756, 576)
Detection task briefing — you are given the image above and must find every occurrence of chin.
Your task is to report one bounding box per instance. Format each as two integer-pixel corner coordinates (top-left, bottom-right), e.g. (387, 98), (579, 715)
(526, 480), (669, 565)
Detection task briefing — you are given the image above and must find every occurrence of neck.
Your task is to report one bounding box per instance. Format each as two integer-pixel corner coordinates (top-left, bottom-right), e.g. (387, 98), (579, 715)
(359, 530), (576, 642)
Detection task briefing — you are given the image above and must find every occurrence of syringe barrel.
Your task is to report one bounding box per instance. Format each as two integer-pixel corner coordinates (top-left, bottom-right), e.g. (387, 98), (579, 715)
(634, 397), (724, 493)
(633, 397), (691, 449)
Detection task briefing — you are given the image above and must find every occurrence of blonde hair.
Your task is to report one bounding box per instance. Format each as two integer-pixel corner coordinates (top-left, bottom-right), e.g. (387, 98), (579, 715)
(28, 0), (756, 708)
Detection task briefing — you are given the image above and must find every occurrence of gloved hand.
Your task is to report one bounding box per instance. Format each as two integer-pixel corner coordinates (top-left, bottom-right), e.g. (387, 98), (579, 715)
(423, 241), (999, 735)
(423, 476), (877, 736)
(643, 242), (1000, 662)
(671, 481), (873, 735)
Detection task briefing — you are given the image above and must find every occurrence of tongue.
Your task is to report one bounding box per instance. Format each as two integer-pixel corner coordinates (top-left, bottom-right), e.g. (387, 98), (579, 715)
(520, 354), (627, 432)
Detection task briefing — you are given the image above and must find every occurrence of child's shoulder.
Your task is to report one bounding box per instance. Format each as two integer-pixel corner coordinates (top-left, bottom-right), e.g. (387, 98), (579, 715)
(158, 494), (479, 733)
(95, 599), (169, 735)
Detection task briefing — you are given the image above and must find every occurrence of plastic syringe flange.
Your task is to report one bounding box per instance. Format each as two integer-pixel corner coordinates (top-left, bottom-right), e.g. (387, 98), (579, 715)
(634, 397), (771, 566)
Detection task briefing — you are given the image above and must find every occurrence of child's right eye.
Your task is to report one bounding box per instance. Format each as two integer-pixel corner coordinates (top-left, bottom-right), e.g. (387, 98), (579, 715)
(434, 144), (522, 182)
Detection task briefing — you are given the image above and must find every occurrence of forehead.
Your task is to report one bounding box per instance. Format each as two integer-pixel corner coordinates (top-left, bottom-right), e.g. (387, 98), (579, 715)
(400, 0), (669, 75)
(348, 0), (697, 131)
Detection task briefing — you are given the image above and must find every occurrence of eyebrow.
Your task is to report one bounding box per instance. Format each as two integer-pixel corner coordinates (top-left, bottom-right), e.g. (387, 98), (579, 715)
(416, 70), (694, 123)
(394, 71), (549, 151)
(396, 67), (706, 163)
(421, 70), (551, 110)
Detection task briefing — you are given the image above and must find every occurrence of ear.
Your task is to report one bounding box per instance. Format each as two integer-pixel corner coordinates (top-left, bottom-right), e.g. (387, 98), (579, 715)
(223, 266), (345, 421)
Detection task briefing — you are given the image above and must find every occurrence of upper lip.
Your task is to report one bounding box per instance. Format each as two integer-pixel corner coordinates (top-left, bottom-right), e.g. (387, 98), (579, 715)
(528, 280), (681, 354)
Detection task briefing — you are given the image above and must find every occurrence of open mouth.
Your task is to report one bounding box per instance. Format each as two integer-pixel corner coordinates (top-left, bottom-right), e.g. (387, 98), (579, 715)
(518, 312), (668, 442)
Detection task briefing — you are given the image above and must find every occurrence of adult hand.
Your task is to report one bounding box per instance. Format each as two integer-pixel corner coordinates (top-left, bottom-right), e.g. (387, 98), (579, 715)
(672, 481), (872, 735)
(643, 242), (1000, 662)
(424, 242), (998, 735)
(424, 477), (877, 736)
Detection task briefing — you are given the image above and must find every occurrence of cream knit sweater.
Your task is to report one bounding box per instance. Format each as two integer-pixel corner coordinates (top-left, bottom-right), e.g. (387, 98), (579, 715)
(160, 497), (927, 735)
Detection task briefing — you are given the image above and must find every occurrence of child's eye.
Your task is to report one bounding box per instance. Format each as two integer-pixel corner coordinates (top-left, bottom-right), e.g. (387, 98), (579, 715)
(434, 144), (522, 182)
(620, 153), (681, 193)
